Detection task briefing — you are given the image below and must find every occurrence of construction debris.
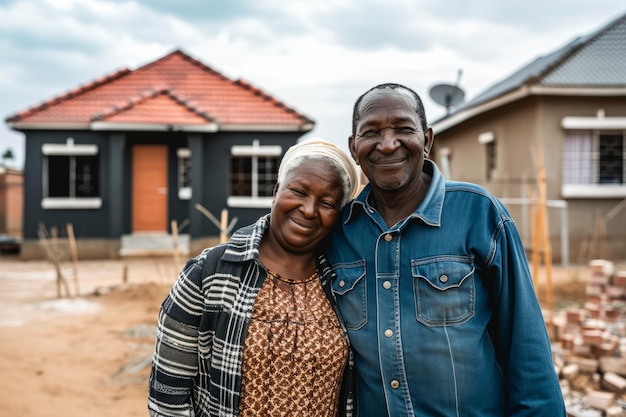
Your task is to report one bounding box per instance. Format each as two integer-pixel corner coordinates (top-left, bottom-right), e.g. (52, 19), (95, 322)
(553, 259), (626, 416)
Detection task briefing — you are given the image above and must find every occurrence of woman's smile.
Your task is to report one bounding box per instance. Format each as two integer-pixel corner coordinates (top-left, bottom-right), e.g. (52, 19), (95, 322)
(288, 215), (315, 231)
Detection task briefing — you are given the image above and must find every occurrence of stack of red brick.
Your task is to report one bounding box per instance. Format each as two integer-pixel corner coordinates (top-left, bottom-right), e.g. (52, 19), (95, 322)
(552, 259), (626, 416)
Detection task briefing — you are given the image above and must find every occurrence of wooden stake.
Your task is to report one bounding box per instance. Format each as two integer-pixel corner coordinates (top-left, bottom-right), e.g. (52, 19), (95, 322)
(538, 162), (554, 317)
(37, 222), (71, 298)
(529, 144), (554, 325)
(195, 204), (238, 241)
(529, 188), (541, 292)
(171, 219), (180, 271)
(66, 223), (80, 296)
(220, 209), (228, 243)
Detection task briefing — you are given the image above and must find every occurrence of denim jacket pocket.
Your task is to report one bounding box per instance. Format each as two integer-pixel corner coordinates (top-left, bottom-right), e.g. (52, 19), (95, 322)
(331, 260), (367, 330)
(411, 256), (475, 326)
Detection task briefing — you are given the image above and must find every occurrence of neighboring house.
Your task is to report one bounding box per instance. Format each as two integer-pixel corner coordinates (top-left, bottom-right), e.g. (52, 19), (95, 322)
(6, 49), (314, 259)
(0, 167), (23, 238)
(431, 12), (626, 264)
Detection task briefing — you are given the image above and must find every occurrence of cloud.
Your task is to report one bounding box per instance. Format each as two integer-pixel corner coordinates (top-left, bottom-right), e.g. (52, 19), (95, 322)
(132, 0), (267, 23)
(1, 0), (625, 167)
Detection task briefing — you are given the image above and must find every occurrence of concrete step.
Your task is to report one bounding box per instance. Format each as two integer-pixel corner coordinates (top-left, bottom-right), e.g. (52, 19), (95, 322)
(119, 233), (190, 257)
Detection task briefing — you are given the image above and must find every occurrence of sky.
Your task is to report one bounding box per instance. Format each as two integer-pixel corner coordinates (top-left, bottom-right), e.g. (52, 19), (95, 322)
(1, 0), (625, 168)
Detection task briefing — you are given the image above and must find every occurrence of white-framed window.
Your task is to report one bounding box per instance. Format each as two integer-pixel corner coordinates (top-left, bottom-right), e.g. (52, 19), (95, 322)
(562, 130), (626, 198)
(41, 138), (102, 209)
(177, 148), (191, 200)
(485, 141), (497, 181)
(227, 139), (282, 208)
(478, 131), (497, 182)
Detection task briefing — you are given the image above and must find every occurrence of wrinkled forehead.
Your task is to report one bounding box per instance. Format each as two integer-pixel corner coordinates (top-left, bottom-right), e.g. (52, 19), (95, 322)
(358, 88), (417, 121)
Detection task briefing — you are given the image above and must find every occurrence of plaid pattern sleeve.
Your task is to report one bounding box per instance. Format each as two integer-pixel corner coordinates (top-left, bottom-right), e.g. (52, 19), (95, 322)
(148, 252), (212, 417)
(148, 218), (267, 417)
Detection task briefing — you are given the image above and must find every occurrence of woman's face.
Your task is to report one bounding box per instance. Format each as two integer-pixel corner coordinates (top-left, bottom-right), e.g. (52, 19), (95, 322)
(269, 158), (344, 254)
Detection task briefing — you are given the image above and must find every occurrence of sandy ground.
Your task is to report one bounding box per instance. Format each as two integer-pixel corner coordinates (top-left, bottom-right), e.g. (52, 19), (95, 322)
(0, 256), (180, 417)
(0, 254), (607, 416)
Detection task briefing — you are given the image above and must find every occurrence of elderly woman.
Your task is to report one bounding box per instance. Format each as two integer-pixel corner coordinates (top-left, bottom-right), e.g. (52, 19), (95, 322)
(148, 138), (360, 417)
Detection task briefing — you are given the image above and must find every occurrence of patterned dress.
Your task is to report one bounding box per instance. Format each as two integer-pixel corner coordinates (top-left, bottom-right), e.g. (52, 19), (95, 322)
(239, 272), (348, 417)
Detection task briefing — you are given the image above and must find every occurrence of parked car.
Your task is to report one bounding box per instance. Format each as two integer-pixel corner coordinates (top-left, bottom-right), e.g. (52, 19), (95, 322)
(0, 235), (21, 255)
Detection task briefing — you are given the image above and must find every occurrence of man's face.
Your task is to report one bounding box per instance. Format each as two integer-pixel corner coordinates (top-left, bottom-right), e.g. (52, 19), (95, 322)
(349, 88), (433, 192)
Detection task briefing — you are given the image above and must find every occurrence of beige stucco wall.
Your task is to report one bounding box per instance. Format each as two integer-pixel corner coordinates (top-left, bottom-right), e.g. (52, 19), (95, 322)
(432, 95), (626, 264)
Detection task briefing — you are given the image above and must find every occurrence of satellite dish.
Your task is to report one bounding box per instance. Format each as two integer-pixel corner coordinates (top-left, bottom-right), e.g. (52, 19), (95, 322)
(429, 69), (465, 115)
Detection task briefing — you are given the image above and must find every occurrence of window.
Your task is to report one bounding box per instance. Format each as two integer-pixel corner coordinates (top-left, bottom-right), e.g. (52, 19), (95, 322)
(47, 155), (99, 197)
(562, 130), (626, 198)
(177, 148), (191, 199)
(485, 141), (497, 181)
(41, 138), (101, 209)
(230, 155), (277, 197)
(227, 139), (282, 208)
(478, 131), (496, 182)
(599, 134), (623, 184)
(563, 130), (593, 185)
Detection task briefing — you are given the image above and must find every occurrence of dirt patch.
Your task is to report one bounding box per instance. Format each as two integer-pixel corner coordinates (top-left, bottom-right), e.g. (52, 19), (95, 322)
(0, 258), (173, 417)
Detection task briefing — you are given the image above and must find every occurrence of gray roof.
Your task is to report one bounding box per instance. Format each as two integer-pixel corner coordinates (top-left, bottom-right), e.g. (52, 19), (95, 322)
(439, 11), (626, 120)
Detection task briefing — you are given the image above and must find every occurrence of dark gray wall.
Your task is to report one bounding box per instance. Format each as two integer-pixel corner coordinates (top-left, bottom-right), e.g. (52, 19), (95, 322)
(23, 130), (112, 240)
(190, 131), (299, 238)
(22, 129), (303, 242)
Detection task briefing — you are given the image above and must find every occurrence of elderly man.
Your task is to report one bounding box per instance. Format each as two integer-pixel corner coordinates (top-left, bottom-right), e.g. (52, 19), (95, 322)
(326, 83), (566, 417)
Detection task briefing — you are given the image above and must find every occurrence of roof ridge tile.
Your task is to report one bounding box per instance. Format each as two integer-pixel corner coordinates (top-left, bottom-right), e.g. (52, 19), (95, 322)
(92, 86), (162, 121)
(93, 86), (215, 123)
(164, 89), (215, 122)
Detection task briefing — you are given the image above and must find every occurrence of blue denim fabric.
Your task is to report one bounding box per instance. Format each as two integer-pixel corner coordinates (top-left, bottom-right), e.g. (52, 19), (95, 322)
(327, 160), (565, 417)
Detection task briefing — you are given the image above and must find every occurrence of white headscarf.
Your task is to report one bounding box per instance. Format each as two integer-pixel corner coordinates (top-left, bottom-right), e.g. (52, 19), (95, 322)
(277, 137), (360, 207)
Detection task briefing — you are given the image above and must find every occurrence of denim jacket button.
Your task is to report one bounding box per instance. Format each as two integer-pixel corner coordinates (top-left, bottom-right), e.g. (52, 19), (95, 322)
(338, 280), (346, 288)
(390, 380), (400, 389)
(384, 233), (393, 242)
(384, 329), (393, 337)
(439, 274), (449, 283)
(382, 281), (391, 289)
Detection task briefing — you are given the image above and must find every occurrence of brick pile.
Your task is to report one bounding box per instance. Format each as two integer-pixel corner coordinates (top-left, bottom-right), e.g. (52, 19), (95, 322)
(552, 259), (626, 416)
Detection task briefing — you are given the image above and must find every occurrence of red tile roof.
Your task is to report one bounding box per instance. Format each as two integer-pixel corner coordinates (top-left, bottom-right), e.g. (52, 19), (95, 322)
(6, 50), (314, 132)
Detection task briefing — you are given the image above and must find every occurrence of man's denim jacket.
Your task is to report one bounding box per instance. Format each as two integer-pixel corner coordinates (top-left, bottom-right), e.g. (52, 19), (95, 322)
(326, 160), (565, 417)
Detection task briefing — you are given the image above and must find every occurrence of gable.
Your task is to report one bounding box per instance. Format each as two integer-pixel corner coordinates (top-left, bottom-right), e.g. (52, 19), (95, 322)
(92, 89), (216, 131)
(6, 49), (314, 132)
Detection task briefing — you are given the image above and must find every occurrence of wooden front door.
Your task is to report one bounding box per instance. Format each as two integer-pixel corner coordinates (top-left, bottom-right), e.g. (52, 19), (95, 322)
(132, 145), (168, 232)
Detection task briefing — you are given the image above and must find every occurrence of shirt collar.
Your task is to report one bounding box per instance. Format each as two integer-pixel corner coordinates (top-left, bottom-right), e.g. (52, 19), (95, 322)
(221, 213), (269, 263)
(344, 159), (444, 227)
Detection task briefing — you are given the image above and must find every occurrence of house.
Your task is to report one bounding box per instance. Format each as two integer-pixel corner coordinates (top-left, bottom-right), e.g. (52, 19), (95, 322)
(431, 12), (626, 264)
(6, 49), (314, 259)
